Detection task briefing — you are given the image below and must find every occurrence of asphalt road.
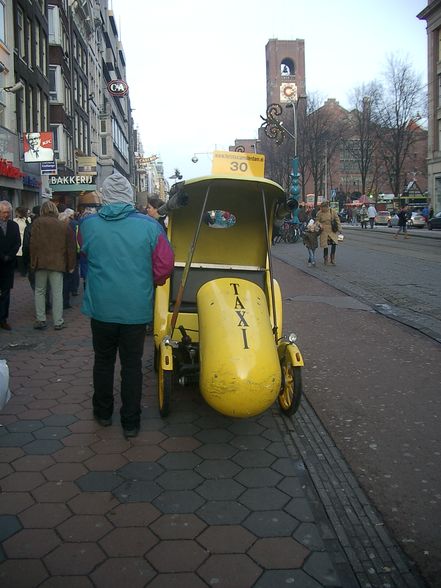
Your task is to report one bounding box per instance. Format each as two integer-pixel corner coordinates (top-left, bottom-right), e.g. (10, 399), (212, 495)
(271, 229), (441, 587)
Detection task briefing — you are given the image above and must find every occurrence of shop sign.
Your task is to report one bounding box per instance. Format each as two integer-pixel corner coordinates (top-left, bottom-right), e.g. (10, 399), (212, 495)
(41, 161), (58, 175)
(107, 79), (129, 96)
(49, 175), (94, 185)
(77, 156), (97, 175)
(22, 175), (41, 189)
(0, 158), (24, 179)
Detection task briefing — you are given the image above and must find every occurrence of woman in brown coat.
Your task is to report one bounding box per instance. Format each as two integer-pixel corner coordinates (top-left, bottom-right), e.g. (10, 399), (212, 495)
(315, 201), (341, 265)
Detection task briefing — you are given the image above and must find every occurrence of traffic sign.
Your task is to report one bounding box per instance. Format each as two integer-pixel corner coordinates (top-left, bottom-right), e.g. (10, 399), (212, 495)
(211, 150), (265, 177)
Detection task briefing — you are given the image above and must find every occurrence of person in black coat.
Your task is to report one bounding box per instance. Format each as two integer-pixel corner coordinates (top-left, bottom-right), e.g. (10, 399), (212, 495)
(0, 201), (21, 330)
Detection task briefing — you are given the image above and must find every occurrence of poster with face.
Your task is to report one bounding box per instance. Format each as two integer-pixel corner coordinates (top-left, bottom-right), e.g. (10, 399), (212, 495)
(23, 132), (54, 163)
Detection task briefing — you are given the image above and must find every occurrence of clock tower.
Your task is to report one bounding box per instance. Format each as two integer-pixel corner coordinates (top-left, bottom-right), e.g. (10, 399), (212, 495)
(265, 39), (306, 107)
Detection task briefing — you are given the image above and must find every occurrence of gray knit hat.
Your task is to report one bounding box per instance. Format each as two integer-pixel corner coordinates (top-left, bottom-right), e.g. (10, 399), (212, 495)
(101, 171), (134, 205)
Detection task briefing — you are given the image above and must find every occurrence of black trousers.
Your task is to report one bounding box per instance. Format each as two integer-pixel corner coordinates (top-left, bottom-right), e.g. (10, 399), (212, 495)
(91, 319), (146, 429)
(0, 289), (10, 322)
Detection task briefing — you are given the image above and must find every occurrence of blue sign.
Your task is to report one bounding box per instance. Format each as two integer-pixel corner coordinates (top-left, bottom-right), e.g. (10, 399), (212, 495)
(40, 161), (57, 175)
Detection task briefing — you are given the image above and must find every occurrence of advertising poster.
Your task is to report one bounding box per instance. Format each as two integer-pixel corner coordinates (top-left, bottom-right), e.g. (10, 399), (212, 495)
(23, 131), (54, 163)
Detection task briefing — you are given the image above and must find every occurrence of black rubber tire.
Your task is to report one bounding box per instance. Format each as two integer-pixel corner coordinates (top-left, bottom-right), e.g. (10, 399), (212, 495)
(157, 359), (172, 417)
(278, 357), (302, 416)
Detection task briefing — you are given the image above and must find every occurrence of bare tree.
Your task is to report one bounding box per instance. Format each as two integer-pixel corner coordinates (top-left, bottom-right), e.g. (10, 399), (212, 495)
(347, 83), (381, 196)
(373, 55), (425, 199)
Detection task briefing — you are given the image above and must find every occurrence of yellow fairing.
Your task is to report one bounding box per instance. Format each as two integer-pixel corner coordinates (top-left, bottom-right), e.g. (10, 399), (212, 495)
(197, 278), (281, 418)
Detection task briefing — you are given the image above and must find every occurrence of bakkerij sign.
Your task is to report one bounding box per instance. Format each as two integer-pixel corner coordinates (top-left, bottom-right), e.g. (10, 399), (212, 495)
(49, 175), (94, 185)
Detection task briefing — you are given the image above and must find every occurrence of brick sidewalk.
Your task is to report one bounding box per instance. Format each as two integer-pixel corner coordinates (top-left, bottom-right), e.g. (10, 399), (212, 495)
(0, 272), (425, 587)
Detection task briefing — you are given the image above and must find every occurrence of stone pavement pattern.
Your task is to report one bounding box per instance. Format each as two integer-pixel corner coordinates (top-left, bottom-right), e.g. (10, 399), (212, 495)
(0, 274), (427, 587)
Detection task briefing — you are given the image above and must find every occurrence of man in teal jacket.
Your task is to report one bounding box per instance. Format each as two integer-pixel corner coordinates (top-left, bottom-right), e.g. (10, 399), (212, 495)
(80, 171), (174, 438)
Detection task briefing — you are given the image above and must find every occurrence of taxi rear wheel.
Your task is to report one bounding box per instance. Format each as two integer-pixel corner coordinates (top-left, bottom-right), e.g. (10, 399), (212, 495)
(278, 356), (302, 416)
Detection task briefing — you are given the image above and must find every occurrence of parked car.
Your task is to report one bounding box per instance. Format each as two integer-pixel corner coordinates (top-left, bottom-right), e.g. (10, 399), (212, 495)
(408, 212), (426, 228)
(374, 211), (391, 225)
(428, 211), (441, 230)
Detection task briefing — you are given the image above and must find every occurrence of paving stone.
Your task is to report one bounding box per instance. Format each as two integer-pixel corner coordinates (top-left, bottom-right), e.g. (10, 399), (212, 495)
(0, 447), (24, 461)
(254, 569), (323, 588)
(11, 454), (54, 471)
(194, 458), (242, 481)
(146, 539), (208, 573)
(6, 420), (44, 433)
(266, 441), (290, 457)
(0, 432), (34, 447)
(284, 497), (316, 522)
(160, 436), (201, 452)
(148, 573), (207, 588)
(52, 446), (94, 462)
(113, 479), (162, 503)
(0, 471), (46, 492)
(294, 522), (326, 551)
(277, 475), (307, 497)
(0, 491), (34, 514)
(0, 559), (48, 587)
(19, 503), (71, 528)
(76, 471), (124, 492)
(152, 490), (205, 514)
(194, 443), (238, 460)
(249, 537), (310, 569)
(196, 478), (245, 501)
(44, 542), (106, 575)
(235, 467), (282, 488)
(227, 421), (265, 436)
(271, 457), (297, 476)
(22, 439), (64, 455)
(90, 438), (131, 454)
(158, 451), (202, 470)
(106, 502), (160, 527)
(90, 557), (155, 588)
(161, 423), (200, 437)
(0, 514), (22, 541)
(123, 444), (165, 462)
(239, 487), (291, 511)
(150, 513), (206, 540)
(198, 524), (255, 553)
(84, 453), (127, 471)
(57, 514), (113, 541)
(19, 409), (52, 420)
(197, 500), (249, 525)
(156, 469), (204, 491)
(230, 435), (270, 450)
(117, 461), (164, 481)
(43, 462), (88, 482)
(303, 551), (342, 586)
(32, 481), (80, 503)
(33, 426), (71, 440)
(244, 510), (299, 537)
(198, 553), (261, 587)
(99, 526), (158, 556)
(39, 576), (94, 587)
(0, 463), (12, 478)
(5, 527), (60, 559)
(68, 491), (120, 515)
(194, 415), (232, 429)
(43, 414), (78, 427)
(194, 428), (234, 444)
(233, 449), (276, 468)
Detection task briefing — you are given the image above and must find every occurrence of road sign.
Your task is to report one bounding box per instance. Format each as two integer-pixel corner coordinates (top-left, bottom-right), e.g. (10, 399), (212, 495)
(211, 150), (265, 177)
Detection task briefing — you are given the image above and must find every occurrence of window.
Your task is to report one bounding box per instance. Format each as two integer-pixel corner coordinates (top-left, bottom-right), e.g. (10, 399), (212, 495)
(101, 137), (107, 155)
(41, 31), (47, 75)
(0, 1), (5, 44)
(48, 6), (55, 44)
(26, 17), (32, 66)
(64, 80), (71, 116)
(17, 7), (25, 60)
(49, 66), (58, 101)
(36, 88), (41, 131)
(28, 86), (33, 130)
(35, 22), (41, 69)
(50, 123), (60, 158)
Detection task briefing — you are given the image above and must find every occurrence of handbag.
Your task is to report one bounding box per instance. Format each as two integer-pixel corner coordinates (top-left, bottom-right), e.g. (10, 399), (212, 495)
(331, 212), (339, 233)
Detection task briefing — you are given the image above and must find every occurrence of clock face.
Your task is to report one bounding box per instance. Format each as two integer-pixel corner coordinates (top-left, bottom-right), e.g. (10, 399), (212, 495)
(280, 83), (297, 103)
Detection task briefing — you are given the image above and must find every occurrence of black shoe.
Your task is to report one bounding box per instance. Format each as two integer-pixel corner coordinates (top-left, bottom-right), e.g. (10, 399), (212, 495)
(123, 427), (139, 439)
(0, 322), (11, 331)
(94, 415), (112, 427)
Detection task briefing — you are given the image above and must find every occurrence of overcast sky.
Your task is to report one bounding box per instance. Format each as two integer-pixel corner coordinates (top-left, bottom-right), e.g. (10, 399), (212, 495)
(110, 0), (428, 183)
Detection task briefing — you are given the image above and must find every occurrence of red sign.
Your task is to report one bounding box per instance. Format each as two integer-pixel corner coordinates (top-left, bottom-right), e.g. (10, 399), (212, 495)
(107, 79), (129, 96)
(0, 158), (24, 179)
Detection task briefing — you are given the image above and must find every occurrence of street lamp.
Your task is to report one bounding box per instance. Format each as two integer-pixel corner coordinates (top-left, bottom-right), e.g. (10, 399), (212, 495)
(285, 95), (306, 207)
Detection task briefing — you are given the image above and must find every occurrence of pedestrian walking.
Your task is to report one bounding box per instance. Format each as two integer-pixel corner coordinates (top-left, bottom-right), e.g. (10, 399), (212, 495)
(146, 196), (167, 230)
(30, 200), (77, 330)
(315, 201), (341, 266)
(13, 206), (30, 276)
(58, 208), (78, 309)
(367, 204), (377, 229)
(79, 171), (174, 439)
(302, 219), (320, 267)
(77, 191), (102, 291)
(0, 200), (21, 330)
(394, 204), (410, 239)
(360, 205), (369, 228)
